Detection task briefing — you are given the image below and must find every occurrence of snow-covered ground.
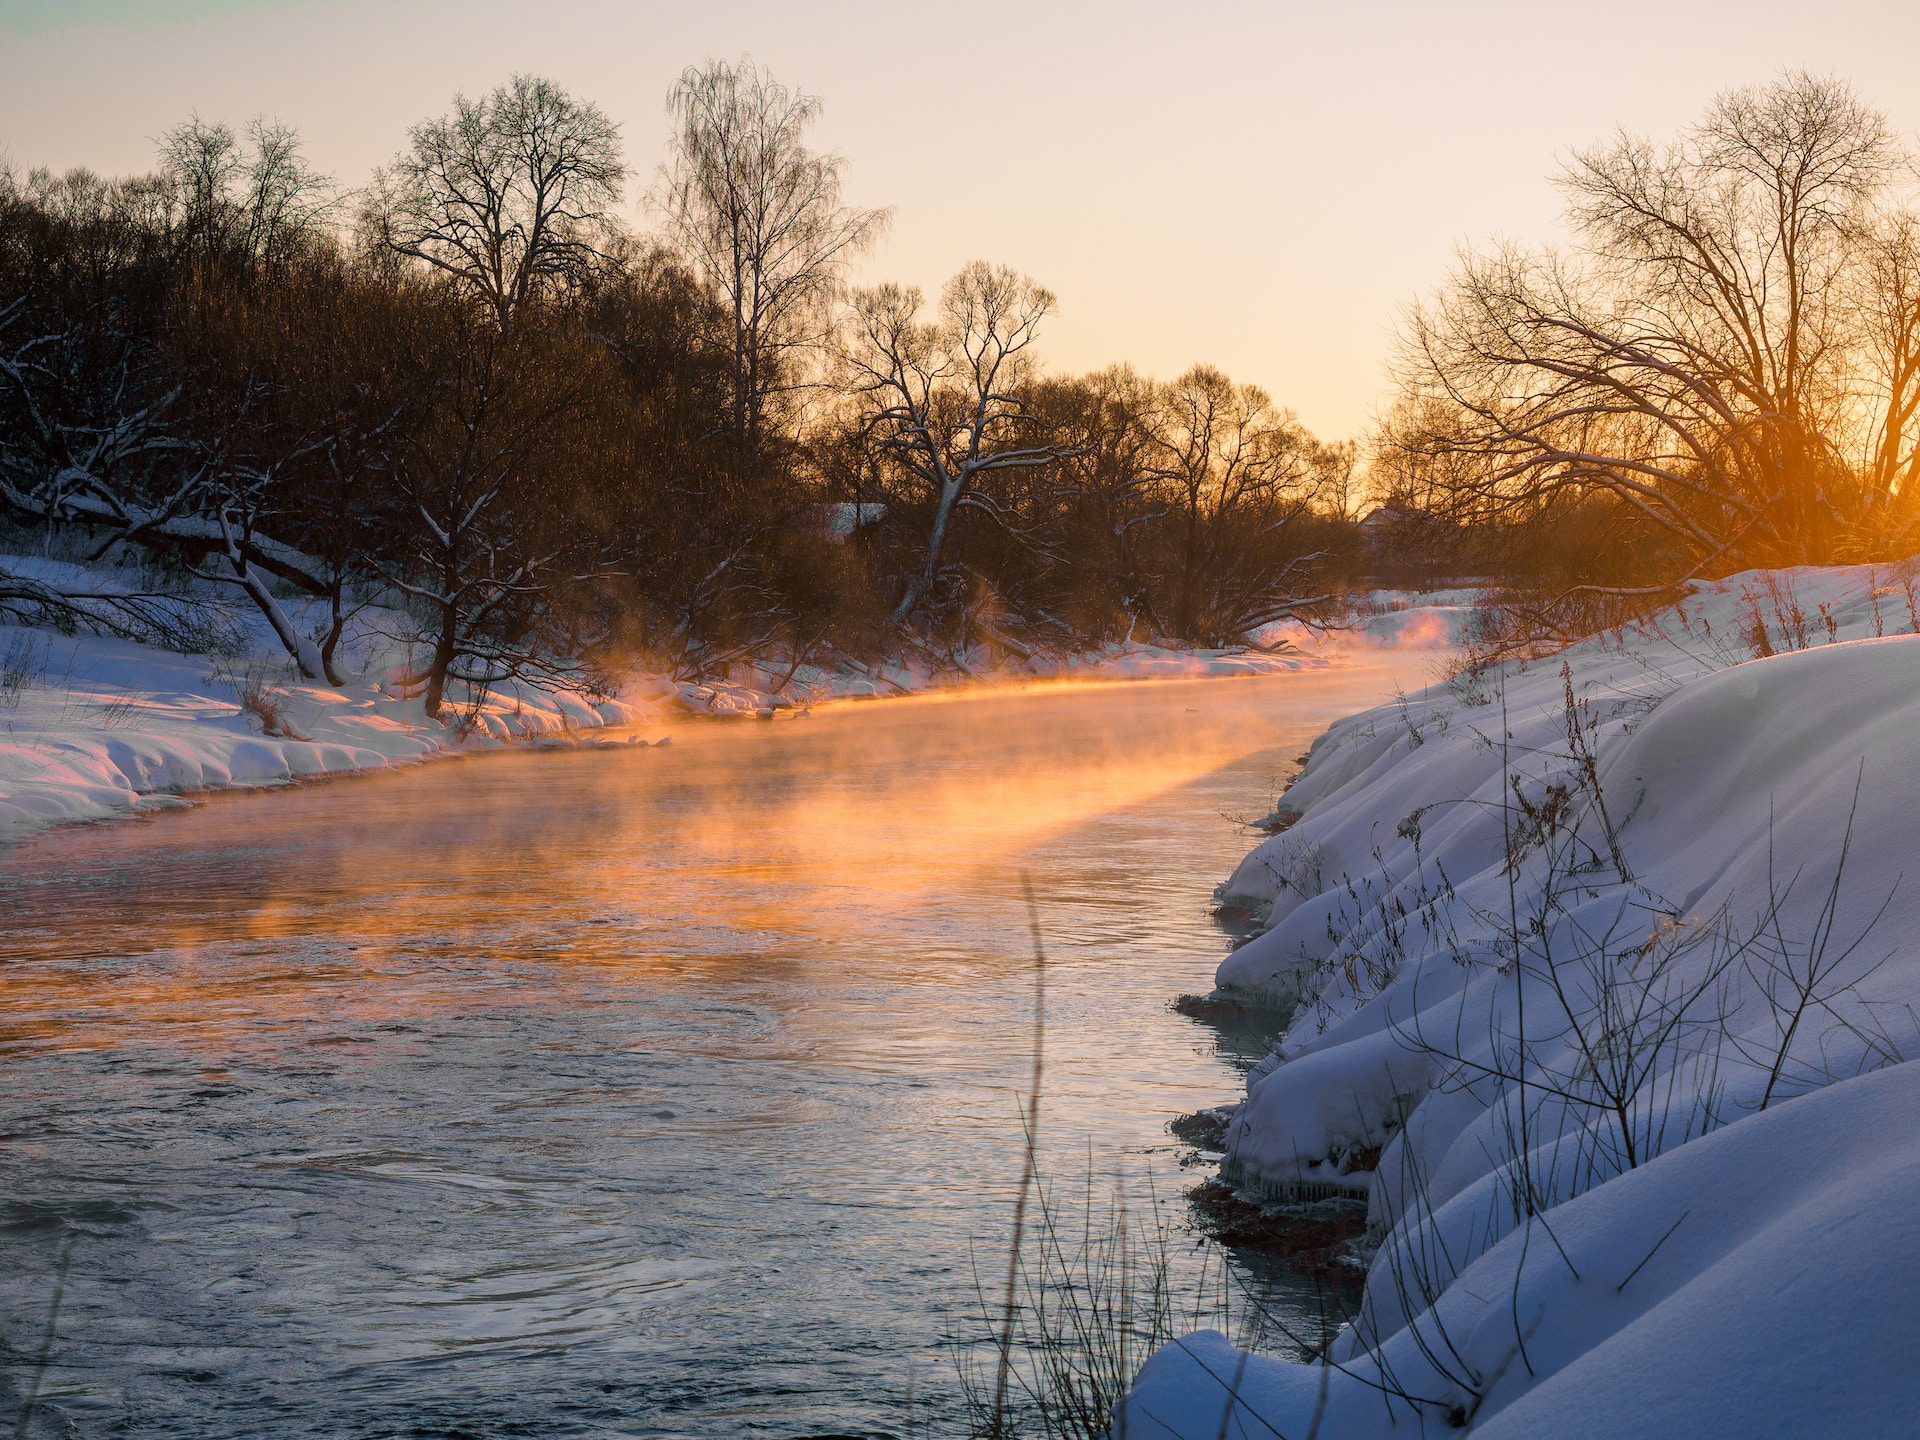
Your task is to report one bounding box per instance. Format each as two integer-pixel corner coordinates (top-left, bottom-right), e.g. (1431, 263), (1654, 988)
(1123, 563), (1920, 1436)
(0, 545), (679, 847)
(0, 625), (662, 842)
(0, 559), (1471, 846)
(0, 621), (1308, 843)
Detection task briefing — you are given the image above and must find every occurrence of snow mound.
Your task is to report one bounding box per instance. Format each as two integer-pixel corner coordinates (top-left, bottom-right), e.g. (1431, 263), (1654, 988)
(0, 623), (660, 845)
(1121, 1058), (1920, 1438)
(1129, 563), (1920, 1436)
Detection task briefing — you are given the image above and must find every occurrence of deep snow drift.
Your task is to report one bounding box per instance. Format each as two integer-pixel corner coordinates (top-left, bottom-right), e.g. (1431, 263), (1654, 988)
(1124, 564), (1920, 1437)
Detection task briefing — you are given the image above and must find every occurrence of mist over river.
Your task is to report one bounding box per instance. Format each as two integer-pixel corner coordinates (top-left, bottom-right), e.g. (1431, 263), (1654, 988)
(0, 660), (1427, 1437)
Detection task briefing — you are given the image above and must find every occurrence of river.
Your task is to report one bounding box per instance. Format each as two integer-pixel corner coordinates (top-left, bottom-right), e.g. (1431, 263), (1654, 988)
(0, 658), (1425, 1438)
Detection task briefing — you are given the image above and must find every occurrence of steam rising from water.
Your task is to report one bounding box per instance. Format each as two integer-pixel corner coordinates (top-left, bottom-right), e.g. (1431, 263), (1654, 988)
(0, 662), (1426, 1436)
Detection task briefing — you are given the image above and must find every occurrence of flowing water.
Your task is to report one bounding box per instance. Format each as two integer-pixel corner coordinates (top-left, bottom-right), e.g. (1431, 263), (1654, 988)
(0, 659), (1427, 1438)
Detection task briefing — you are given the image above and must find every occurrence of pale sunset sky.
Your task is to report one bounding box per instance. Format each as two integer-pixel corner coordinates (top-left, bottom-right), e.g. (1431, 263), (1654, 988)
(4, 0), (1918, 438)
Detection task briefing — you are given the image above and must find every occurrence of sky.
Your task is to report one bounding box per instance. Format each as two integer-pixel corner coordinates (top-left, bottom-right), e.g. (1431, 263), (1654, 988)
(4, 0), (1920, 439)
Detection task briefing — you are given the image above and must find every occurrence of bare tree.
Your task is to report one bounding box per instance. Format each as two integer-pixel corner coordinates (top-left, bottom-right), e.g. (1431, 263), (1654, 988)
(195, 430), (330, 681)
(660, 57), (888, 451)
(237, 118), (336, 268)
(1030, 365), (1167, 638)
(1853, 206), (1920, 547)
(1145, 365), (1327, 643)
(0, 293), (339, 677)
(368, 74), (625, 329)
(158, 114), (334, 268)
(1392, 73), (1920, 578)
(358, 301), (604, 719)
(843, 262), (1069, 625)
(158, 115), (244, 262)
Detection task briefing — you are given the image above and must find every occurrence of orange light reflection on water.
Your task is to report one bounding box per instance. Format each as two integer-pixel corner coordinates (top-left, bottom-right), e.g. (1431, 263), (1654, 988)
(0, 667), (1421, 1059)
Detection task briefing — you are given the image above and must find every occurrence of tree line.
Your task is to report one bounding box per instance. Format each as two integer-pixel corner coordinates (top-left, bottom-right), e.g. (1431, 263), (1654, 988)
(0, 62), (1356, 713)
(1377, 71), (1920, 624)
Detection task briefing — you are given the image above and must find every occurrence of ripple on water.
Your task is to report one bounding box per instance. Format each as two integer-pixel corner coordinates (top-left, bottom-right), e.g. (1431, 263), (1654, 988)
(0, 664), (1427, 1436)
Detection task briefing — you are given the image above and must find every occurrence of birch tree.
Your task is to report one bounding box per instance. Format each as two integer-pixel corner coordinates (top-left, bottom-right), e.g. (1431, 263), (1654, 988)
(660, 58), (888, 453)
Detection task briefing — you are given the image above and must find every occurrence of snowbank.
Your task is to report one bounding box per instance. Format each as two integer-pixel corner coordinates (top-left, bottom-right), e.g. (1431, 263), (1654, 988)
(0, 579), (1466, 843)
(1124, 1059), (1920, 1438)
(1127, 564), (1920, 1436)
(0, 624), (658, 844)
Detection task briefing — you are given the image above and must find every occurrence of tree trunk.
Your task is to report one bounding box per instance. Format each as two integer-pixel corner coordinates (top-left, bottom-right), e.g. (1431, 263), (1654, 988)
(893, 478), (964, 624)
(218, 514), (327, 681)
(318, 579), (349, 687)
(423, 603), (458, 720)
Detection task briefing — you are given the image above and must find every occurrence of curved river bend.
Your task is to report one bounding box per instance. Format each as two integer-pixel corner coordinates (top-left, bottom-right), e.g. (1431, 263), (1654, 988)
(0, 662), (1423, 1437)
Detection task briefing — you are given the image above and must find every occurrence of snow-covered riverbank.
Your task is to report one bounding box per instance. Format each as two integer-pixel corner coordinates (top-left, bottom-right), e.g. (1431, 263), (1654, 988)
(2, 622), (1325, 844)
(1125, 563), (1920, 1437)
(655, 596), (1475, 716)
(669, 641), (1320, 716)
(0, 626), (663, 842)
(0, 590), (1471, 847)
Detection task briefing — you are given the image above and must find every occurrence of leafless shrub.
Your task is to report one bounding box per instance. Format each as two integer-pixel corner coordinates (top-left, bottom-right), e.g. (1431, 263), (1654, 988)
(1291, 828), (1464, 1035)
(0, 628), (47, 709)
(953, 1172), (1229, 1440)
(1876, 558), (1920, 634)
(91, 692), (148, 728)
(1729, 778), (1907, 1110)
(1348, 699), (1905, 1419)
(207, 658), (306, 739)
(0, 567), (248, 659)
(1453, 584), (1682, 670)
(1738, 574), (1813, 657)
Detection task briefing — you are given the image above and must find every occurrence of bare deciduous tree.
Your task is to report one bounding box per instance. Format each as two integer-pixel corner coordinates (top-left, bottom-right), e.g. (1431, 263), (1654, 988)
(158, 115), (334, 268)
(1031, 365), (1167, 636)
(843, 262), (1069, 625)
(238, 118), (336, 268)
(660, 57), (888, 451)
(1855, 207), (1920, 528)
(158, 115), (244, 262)
(1148, 365), (1325, 642)
(368, 74), (624, 328)
(1391, 72), (1920, 580)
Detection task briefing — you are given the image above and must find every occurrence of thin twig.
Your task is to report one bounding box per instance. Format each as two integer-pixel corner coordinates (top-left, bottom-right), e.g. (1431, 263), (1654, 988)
(991, 871), (1049, 1437)
(14, 1234), (75, 1440)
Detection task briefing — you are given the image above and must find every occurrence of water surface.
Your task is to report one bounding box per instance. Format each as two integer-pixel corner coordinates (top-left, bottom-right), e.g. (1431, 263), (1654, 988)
(0, 662), (1423, 1437)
